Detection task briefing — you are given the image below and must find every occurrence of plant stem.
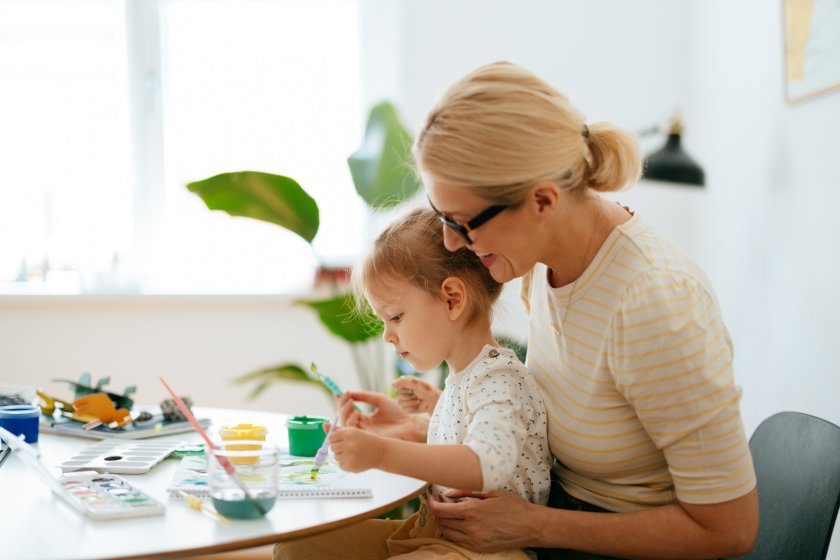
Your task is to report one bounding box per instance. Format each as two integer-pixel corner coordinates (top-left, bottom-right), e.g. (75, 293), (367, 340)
(322, 265), (376, 392)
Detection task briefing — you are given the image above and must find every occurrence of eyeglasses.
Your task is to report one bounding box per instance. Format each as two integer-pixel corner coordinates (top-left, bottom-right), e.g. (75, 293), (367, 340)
(427, 197), (507, 244)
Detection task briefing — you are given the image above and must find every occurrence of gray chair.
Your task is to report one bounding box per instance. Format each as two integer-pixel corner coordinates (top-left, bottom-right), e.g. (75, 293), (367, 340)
(732, 411), (840, 560)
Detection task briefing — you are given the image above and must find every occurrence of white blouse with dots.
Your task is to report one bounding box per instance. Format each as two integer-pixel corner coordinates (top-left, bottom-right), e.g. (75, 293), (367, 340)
(426, 344), (551, 505)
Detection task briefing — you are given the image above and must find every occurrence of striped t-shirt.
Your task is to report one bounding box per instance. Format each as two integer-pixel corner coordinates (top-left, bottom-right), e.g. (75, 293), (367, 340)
(522, 214), (756, 512)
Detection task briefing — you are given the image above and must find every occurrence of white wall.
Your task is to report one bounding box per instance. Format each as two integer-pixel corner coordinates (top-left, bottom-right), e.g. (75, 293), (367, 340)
(687, 0), (840, 437)
(0, 295), (356, 417)
(395, 0), (692, 139)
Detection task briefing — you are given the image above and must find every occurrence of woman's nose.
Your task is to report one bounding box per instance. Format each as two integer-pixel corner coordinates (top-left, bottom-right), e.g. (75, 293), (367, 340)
(442, 225), (467, 252)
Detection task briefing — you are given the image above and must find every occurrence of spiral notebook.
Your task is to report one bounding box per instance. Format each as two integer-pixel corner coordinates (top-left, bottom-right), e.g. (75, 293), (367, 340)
(167, 454), (372, 499)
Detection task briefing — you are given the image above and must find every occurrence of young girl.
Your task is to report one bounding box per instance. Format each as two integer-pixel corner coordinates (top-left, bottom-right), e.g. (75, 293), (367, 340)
(274, 208), (550, 560)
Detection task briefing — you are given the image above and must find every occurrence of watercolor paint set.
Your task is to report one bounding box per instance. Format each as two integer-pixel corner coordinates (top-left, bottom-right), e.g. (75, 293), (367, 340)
(58, 471), (165, 520)
(0, 426), (165, 520)
(59, 471), (166, 520)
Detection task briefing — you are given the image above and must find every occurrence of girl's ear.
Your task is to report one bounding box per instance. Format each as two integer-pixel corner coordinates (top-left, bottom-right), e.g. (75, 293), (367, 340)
(440, 277), (468, 321)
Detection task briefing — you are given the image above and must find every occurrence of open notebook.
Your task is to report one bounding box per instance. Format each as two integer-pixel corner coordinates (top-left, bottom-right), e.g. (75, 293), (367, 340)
(167, 454), (372, 499)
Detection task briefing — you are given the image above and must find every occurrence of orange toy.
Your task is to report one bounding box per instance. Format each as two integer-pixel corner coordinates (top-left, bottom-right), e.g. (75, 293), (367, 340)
(72, 393), (132, 427)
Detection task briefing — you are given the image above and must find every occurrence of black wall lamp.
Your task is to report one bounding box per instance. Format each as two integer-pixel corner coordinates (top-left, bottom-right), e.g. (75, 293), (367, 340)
(641, 114), (705, 187)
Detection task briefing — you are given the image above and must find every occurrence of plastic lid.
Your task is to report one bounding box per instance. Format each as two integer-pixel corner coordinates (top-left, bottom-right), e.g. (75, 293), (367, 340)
(219, 423), (266, 438)
(285, 415), (328, 429)
(0, 404), (40, 418)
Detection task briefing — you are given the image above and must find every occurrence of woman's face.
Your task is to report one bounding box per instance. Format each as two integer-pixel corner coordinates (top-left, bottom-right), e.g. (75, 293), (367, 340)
(426, 179), (538, 284)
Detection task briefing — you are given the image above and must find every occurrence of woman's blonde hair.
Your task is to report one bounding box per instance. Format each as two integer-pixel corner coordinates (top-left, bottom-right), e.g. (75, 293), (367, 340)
(353, 208), (502, 327)
(414, 61), (641, 205)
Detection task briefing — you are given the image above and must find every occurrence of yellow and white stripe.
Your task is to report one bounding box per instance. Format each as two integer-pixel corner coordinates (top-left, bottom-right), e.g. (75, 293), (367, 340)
(522, 215), (755, 512)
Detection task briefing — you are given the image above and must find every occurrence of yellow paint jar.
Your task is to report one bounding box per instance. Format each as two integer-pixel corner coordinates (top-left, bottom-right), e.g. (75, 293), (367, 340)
(219, 423), (267, 464)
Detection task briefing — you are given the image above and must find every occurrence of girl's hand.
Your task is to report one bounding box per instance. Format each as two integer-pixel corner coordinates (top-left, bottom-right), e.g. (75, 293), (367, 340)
(427, 489), (540, 552)
(391, 376), (441, 414)
(336, 390), (427, 442)
(328, 426), (385, 472)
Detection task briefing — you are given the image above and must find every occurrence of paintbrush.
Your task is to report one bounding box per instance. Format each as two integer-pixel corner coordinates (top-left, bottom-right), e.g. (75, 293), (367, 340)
(159, 377), (267, 517)
(310, 362), (363, 412)
(310, 413), (339, 481)
(176, 490), (230, 524)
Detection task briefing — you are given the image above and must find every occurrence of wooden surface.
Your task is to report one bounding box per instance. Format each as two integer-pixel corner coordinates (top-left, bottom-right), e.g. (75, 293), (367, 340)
(1, 407), (426, 560)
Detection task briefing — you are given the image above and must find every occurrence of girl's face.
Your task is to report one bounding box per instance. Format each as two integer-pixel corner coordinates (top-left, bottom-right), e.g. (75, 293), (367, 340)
(426, 179), (538, 284)
(366, 281), (457, 373)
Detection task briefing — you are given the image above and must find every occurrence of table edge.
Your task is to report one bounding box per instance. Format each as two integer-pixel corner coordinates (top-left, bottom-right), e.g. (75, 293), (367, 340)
(105, 482), (429, 560)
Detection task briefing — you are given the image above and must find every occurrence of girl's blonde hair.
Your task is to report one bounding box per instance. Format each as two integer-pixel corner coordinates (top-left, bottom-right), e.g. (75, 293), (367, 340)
(353, 208), (502, 327)
(414, 61), (641, 205)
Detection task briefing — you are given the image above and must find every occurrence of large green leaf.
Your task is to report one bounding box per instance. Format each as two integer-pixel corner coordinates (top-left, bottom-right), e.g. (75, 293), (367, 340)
(348, 101), (422, 209)
(233, 363), (330, 400)
(187, 171), (319, 243)
(297, 292), (383, 343)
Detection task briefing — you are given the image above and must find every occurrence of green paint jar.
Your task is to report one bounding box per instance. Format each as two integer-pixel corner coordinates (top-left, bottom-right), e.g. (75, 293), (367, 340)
(285, 415), (328, 457)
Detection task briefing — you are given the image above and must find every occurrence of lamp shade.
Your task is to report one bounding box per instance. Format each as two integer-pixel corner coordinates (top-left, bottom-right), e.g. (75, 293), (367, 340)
(642, 118), (704, 187)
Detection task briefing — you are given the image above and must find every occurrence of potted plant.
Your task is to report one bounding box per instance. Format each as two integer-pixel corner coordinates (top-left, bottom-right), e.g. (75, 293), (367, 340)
(186, 101), (422, 403)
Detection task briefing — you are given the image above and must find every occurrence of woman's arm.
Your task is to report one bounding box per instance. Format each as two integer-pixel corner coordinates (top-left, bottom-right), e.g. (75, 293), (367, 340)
(428, 488), (758, 559)
(329, 426), (483, 490)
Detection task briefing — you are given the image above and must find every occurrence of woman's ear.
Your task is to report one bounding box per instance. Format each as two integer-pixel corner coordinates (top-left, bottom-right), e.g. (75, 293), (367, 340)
(440, 277), (468, 321)
(528, 180), (561, 215)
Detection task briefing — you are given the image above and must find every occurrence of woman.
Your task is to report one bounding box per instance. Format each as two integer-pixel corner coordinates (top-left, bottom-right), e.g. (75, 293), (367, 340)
(344, 61), (757, 560)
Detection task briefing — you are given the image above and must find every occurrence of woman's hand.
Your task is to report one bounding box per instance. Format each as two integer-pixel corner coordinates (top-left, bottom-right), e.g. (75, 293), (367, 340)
(430, 488), (759, 558)
(427, 489), (540, 553)
(328, 426), (385, 472)
(391, 376), (441, 414)
(336, 390), (428, 442)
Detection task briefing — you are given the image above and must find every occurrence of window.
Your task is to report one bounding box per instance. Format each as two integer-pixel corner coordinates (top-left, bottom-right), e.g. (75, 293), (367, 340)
(0, 0), (364, 294)
(0, 0), (132, 293)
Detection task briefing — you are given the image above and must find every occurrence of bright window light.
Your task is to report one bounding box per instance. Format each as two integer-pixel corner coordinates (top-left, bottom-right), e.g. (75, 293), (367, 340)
(0, 0), (132, 294)
(153, 0), (364, 294)
(0, 0), (364, 295)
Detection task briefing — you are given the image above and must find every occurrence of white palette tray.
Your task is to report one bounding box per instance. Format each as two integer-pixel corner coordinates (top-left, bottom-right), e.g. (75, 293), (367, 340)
(59, 440), (184, 474)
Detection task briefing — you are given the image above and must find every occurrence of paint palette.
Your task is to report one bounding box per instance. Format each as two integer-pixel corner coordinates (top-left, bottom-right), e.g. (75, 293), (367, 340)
(59, 471), (165, 520)
(60, 440), (184, 474)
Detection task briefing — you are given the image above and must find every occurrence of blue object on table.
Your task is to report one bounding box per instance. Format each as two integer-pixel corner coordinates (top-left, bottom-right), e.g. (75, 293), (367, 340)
(0, 404), (40, 444)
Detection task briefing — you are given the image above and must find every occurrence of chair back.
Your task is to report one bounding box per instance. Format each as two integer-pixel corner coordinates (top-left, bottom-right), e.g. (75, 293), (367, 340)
(732, 411), (840, 560)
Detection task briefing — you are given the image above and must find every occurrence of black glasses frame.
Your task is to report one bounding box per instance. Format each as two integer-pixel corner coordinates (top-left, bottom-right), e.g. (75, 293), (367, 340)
(428, 197), (507, 244)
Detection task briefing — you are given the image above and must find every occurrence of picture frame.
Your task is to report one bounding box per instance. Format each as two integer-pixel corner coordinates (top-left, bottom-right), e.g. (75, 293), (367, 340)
(783, 0), (840, 103)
